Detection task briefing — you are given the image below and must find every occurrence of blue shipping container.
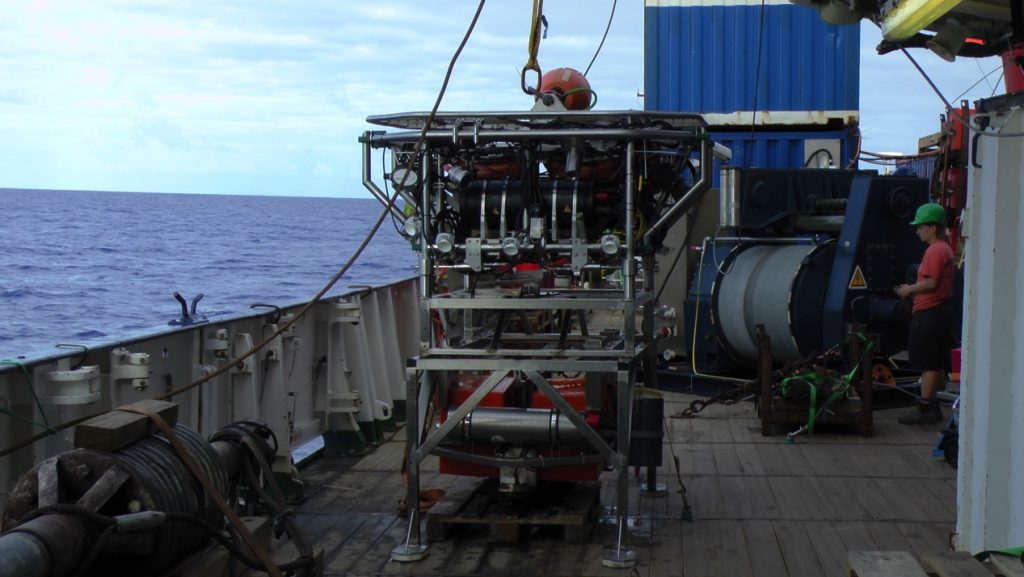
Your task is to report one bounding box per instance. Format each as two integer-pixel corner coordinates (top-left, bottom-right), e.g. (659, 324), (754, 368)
(644, 1), (859, 120)
(711, 130), (852, 183)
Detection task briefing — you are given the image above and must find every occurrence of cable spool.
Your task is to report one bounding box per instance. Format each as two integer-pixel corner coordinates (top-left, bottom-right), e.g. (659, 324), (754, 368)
(2, 424), (229, 576)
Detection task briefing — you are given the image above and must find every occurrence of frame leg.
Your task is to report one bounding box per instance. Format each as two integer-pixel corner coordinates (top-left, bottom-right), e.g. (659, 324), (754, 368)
(603, 368), (637, 569)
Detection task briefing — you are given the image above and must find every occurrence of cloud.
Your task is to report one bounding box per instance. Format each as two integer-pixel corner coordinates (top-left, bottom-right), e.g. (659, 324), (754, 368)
(0, 1), (1007, 196)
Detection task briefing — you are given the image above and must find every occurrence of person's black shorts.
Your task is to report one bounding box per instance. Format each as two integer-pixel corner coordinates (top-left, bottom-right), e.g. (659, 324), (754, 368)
(909, 303), (953, 371)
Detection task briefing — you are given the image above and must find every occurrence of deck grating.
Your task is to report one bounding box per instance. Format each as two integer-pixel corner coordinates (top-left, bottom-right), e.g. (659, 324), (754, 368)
(274, 392), (955, 577)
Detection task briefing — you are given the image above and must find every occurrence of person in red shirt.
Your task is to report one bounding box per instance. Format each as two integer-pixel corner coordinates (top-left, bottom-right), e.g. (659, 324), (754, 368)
(895, 203), (956, 424)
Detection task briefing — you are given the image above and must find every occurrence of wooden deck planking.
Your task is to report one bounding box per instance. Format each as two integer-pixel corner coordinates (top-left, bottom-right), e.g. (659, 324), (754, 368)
(681, 520), (753, 577)
(688, 444), (718, 476)
(711, 443), (744, 475)
(292, 395), (956, 577)
(733, 443), (768, 475)
(843, 444), (918, 478)
(898, 522), (954, 559)
(772, 520), (828, 577)
(740, 520), (790, 577)
(842, 477), (904, 521)
(727, 418), (760, 444)
(863, 521), (916, 557)
(804, 477), (856, 521)
(805, 522), (852, 577)
(755, 443), (795, 476)
(833, 521), (879, 552)
(321, 513), (397, 575)
(718, 475), (756, 520)
(768, 476), (817, 520)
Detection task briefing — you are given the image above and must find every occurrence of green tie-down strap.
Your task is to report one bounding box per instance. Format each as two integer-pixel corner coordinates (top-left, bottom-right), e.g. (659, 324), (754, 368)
(975, 546), (1024, 562)
(779, 338), (875, 435)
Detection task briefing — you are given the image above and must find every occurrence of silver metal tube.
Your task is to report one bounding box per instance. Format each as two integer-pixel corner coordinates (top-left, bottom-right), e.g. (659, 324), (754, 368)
(720, 166), (740, 228)
(427, 242), (618, 253)
(0, 531), (53, 577)
(361, 138), (408, 223)
(711, 236), (819, 244)
(523, 370), (617, 463)
(365, 128), (704, 146)
(413, 370), (509, 463)
(432, 447), (604, 468)
(455, 407), (590, 446)
(794, 215), (845, 232)
(624, 140), (635, 304)
(367, 109), (706, 129)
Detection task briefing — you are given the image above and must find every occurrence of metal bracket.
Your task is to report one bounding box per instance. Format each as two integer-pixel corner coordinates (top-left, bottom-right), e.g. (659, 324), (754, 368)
(466, 238), (482, 272)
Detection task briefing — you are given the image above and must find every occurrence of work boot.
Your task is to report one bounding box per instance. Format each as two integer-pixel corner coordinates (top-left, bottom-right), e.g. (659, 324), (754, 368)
(898, 399), (943, 425)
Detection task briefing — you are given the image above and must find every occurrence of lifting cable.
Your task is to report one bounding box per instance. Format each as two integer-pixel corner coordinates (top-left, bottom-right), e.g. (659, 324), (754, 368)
(896, 40), (1024, 138)
(583, 0), (618, 77)
(521, 0), (545, 95)
(0, 0), (489, 460)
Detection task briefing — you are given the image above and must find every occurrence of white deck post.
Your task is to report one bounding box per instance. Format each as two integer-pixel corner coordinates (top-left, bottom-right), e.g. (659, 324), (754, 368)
(959, 105), (1024, 551)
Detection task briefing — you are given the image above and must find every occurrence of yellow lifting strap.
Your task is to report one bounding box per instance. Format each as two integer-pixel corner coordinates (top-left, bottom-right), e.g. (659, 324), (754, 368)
(521, 0), (544, 95)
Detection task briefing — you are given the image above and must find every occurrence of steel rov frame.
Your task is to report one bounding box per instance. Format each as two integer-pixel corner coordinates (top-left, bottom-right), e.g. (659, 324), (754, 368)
(361, 110), (716, 568)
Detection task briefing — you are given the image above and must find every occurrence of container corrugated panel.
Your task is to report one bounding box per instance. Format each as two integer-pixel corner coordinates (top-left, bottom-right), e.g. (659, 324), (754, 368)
(711, 130), (850, 183)
(644, 0), (859, 120)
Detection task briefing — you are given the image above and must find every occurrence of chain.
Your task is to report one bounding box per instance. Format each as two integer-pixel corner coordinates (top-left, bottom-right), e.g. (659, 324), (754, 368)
(671, 379), (755, 419)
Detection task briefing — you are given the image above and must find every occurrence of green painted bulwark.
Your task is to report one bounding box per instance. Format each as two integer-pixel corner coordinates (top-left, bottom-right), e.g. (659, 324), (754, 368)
(391, 399), (407, 422)
(322, 429), (369, 457)
(357, 420), (383, 445)
(273, 471), (306, 505)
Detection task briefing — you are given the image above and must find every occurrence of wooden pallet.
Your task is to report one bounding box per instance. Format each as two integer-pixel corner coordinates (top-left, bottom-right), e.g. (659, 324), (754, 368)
(424, 477), (601, 544)
(758, 326), (875, 437)
(849, 550), (1024, 577)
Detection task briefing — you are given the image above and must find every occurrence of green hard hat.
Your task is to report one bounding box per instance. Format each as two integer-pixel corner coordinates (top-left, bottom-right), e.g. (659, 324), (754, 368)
(910, 203), (946, 226)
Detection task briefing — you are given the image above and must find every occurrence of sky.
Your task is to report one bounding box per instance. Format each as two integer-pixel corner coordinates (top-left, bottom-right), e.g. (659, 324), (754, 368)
(0, 1), (1006, 197)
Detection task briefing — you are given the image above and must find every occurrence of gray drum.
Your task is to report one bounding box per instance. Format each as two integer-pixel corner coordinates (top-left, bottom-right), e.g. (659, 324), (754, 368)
(714, 243), (823, 363)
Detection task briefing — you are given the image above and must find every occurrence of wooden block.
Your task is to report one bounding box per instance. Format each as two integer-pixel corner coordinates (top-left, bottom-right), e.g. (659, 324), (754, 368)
(923, 551), (995, 577)
(989, 553), (1024, 577)
(237, 516), (273, 564)
(919, 132), (942, 153)
(74, 400), (179, 451)
(488, 523), (522, 543)
(849, 551), (929, 577)
(166, 516), (269, 577)
(163, 543), (230, 577)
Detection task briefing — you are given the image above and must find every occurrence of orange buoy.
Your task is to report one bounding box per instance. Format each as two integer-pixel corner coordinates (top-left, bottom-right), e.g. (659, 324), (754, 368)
(539, 67), (592, 110)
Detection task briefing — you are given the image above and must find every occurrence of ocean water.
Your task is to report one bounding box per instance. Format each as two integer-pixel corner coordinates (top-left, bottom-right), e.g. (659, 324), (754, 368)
(0, 189), (416, 359)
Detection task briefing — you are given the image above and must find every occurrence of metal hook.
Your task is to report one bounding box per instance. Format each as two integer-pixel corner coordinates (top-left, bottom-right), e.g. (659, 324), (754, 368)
(250, 303), (283, 325)
(55, 344), (89, 370)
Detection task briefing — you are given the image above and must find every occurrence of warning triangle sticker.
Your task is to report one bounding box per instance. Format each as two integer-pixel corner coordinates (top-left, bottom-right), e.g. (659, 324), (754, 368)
(849, 266), (868, 290)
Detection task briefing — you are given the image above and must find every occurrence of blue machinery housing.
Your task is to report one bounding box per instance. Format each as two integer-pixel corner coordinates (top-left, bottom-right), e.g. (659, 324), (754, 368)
(683, 169), (928, 373)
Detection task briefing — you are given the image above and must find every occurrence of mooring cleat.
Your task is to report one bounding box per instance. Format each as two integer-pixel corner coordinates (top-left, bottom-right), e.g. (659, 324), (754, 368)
(602, 548), (638, 569)
(391, 543), (429, 563)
